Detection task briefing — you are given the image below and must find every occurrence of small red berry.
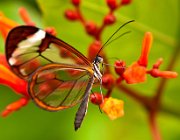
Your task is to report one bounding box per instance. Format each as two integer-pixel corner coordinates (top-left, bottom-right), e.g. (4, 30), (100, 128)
(64, 9), (79, 21)
(102, 74), (115, 89)
(121, 0), (132, 5)
(71, 0), (80, 6)
(85, 21), (98, 36)
(90, 93), (103, 105)
(114, 60), (126, 76)
(106, 0), (118, 10)
(104, 14), (116, 25)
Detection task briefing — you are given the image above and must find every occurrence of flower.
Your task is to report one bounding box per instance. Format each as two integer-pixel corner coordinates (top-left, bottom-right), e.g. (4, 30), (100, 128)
(0, 12), (18, 40)
(0, 54), (29, 117)
(116, 32), (178, 84)
(0, 8), (33, 117)
(100, 97), (124, 120)
(122, 32), (152, 84)
(123, 62), (147, 84)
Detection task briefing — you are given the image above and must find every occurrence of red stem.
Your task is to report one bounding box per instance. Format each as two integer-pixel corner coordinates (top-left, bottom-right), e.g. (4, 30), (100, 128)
(149, 112), (162, 140)
(116, 84), (151, 107)
(95, 23), (106, 40)
(105, 88), (113, 98)
(76, 6), (85, 25)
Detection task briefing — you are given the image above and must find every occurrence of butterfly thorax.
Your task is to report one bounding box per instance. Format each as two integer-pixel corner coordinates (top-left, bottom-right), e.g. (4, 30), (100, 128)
(93, 56), (103, 81)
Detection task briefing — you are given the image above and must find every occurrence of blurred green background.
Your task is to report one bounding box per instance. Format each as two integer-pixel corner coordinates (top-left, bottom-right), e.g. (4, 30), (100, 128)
(0, 0), (179, 140)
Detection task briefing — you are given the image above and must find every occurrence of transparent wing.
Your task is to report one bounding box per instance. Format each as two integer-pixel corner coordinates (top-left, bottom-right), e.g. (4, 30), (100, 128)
(6, 26), (91, 79)
(29, 64), (94, 111)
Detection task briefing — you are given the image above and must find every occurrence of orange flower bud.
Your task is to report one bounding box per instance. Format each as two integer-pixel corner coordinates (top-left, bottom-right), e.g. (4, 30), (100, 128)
(19, 7), (35, 26)
(0, 12), (18, 40)
(1, 97), (29, 117)
(138, 32), (153, 67)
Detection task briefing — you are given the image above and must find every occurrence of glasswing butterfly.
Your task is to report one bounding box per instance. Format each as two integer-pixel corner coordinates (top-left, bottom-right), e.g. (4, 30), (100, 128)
(5, 20), (133, 130)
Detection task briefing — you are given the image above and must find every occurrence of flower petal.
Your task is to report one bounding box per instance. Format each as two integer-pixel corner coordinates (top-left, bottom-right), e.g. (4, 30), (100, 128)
(0, 64), (28, 96)
(101, 97), (124, 120)
(123, 62), (146, 84)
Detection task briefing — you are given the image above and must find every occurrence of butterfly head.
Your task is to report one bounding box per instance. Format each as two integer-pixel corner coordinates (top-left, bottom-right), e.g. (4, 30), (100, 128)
(94, 55), (103, 64)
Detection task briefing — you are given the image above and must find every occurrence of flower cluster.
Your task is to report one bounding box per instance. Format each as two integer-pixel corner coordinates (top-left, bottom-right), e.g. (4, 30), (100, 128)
(65, 0), (178, 121)
(0, 1), (178, 137)
(65, 0), (132, 61)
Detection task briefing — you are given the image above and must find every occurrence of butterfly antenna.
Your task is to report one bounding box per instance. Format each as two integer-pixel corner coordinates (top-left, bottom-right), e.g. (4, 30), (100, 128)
(96, 20), (135, 56)
(104, 30), (131, 47)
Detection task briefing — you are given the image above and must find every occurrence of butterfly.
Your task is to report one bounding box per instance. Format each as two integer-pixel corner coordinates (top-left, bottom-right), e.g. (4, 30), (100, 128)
(5, 20), (133, 130)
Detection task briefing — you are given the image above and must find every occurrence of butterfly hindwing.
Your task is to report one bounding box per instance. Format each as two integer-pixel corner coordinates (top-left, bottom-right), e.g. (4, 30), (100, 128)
(28, 63), (94, 111)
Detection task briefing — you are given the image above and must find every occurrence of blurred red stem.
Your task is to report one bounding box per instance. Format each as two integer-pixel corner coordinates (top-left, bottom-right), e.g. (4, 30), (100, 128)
(149, 112), (161, 140)
(95, 23), (105, 40)
(76, 7), (85, 24)
(116, 84), (150, 106)
(105, 88), (113, 98)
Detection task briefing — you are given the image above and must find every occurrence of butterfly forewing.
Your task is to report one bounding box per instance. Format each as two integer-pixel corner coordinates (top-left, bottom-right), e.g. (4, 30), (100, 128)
(6, 26), (91, 79)
(29, 64), (94, 111)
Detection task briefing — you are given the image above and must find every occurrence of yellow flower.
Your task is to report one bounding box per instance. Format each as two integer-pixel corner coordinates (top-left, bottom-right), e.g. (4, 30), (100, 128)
(101, 97), (124, 120)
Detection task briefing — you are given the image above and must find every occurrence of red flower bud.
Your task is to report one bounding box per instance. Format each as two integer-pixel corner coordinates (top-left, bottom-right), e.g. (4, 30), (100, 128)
(64, 9), (79, 21)
(85, 21), (98, 36)
(149, 69), (178, 78)
(88, 41), (102, 61)
(121, 0), (132, 5)
(114, 60), (126, 76)
(106, 0), (118, 10)
(1, 97), (29, 117)
(90, 93), (103, 105)
(104, 14), (116, 25)
(45, 27), (57, 36)
(153, 58), (163, 69)
(102, 74), (115, 89)
(71, 0), (80, 6)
